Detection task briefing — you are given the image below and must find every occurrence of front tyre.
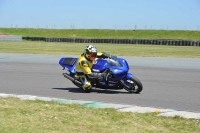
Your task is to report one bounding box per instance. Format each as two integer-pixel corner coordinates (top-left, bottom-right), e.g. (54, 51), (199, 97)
(122, 76), (143, 93)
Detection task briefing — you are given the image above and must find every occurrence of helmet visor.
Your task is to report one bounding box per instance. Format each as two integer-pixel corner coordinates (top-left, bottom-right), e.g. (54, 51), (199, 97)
(89, 52), (97, 61)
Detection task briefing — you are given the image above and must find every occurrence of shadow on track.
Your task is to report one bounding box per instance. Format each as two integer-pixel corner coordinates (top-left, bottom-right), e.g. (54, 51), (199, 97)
(52, 87), (131, 94)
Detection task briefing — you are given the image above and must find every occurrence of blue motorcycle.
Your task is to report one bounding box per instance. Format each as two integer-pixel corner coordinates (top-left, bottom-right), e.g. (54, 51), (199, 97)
(59, 56), (143, 93)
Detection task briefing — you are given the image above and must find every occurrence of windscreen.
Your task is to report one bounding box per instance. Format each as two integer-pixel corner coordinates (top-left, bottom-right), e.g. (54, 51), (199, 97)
(107, 57), (123, 67)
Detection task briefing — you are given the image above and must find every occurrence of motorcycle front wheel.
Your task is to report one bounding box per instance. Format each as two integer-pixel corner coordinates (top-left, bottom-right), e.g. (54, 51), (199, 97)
(122, 76), (143, 93)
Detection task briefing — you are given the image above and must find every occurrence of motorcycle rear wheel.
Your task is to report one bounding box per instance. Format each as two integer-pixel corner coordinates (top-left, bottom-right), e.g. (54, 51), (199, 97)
(123, 76), (143, 93)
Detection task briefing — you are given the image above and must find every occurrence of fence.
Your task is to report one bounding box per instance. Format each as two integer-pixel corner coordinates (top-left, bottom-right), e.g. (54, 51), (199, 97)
(3, 24), (200, 31)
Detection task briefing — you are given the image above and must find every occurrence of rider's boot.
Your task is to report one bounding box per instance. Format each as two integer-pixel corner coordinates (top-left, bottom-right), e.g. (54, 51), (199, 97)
(82, 81), (92, 93)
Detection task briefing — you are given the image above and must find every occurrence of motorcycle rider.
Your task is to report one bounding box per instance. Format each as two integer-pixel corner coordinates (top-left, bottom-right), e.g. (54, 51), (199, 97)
(75, 44), (113, 92)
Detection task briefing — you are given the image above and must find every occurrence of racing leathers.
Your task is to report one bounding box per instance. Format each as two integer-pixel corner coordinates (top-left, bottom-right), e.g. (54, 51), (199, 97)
(75, 52), (111, 90)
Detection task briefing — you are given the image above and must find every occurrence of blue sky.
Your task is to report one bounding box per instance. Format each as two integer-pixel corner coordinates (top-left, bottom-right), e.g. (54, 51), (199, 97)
(0, 0), (200, 30)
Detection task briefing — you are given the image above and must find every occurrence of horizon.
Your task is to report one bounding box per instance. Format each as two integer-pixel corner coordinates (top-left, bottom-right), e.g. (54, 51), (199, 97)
(0, 0), (200, 30)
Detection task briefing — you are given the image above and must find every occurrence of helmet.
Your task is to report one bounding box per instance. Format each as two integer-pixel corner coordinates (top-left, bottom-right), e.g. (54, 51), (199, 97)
(84, 45), (97, 61)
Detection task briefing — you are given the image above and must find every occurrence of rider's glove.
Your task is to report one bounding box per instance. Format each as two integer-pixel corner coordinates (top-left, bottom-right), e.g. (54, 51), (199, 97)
(102, 52), (112, 59)
(99, 69), (114, 79)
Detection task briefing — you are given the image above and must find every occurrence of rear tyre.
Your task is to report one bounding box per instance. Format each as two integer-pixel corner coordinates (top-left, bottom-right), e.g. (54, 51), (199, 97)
(123, 76), (143, 93)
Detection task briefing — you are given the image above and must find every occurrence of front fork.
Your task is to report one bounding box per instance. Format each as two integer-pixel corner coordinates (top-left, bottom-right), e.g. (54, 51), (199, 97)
(119, 73), (133, 89)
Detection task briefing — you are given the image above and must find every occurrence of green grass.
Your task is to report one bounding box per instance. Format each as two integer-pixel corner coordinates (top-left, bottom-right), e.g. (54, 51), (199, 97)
(0, 41), (200, 58)
(1, 28), (200, 40)
(1, 29), (200, 133)
(0, 97), (199, 133)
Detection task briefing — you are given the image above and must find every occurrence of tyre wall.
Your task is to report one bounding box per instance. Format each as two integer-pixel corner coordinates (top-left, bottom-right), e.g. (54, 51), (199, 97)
(22, 37), (200, 46)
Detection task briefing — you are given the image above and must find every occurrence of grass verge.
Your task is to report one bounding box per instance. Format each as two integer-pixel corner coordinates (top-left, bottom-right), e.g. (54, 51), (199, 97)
(1, 28), (200, 40)
(0, 97), (200, 133)
(0, 41), (200, 58)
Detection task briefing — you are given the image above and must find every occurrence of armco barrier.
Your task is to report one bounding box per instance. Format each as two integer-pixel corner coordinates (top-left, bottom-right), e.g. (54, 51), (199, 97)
(23, 37), (200, 46)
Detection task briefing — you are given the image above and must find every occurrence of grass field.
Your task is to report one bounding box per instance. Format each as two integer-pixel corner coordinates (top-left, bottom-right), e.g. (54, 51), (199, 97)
(1, 28), (200, 40)
(0, 97), (200, 133)
(0, 41), (200, 58)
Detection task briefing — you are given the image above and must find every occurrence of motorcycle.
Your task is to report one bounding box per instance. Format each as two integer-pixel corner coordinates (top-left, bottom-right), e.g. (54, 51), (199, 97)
(59, 56), (143, 93)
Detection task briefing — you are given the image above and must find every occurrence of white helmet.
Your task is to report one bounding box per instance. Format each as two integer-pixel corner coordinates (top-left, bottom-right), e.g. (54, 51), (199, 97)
(84, 45), (97, 61)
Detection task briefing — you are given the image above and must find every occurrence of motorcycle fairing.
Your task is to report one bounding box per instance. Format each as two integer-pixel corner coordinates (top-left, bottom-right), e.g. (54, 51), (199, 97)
(125, 73), (133, 79)
(92, 59), (107, 72)
(59, 57), (77, 73)
(93, 57), (129, 77)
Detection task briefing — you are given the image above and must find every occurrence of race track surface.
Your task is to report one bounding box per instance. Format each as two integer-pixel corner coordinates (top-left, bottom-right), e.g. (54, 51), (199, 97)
(0, 53), (200, 113)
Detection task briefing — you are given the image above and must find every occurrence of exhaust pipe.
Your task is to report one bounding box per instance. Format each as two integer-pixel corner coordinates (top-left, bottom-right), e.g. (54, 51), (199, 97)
(63, 73), (82, 86)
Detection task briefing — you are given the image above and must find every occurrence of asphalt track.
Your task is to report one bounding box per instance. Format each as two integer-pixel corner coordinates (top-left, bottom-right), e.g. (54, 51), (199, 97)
(0, 53), (200, 113)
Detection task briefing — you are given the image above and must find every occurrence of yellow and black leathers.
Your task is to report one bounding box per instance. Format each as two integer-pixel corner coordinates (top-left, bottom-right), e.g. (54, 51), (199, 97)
(75, 52), (111, 90)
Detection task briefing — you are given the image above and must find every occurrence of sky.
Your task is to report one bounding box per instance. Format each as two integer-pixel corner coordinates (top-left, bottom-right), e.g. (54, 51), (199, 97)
(0, 0), (200, 30)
